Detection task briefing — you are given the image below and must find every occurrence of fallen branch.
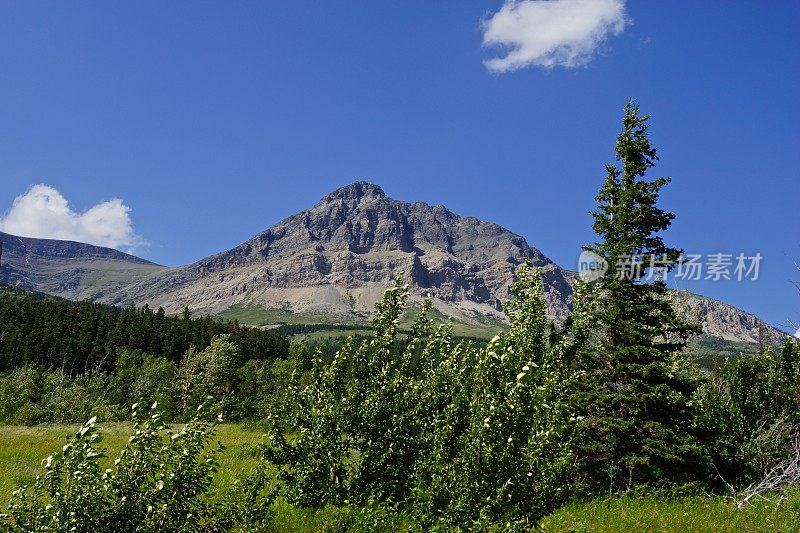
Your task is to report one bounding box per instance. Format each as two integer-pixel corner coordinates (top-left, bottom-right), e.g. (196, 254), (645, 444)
(727, 432), (800, 508)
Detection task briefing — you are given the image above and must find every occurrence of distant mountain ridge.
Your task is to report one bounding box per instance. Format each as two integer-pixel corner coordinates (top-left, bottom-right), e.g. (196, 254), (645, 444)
(0, 231), (165, 302)
(0, 231), (156, 263)
(0, 183), (789, 345)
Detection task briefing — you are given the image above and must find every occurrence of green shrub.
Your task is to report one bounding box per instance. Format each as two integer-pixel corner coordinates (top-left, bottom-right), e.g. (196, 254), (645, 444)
(699, 338), (800, 488)
(0, 367), (124, 425)
(265, 263), (594, 528)
(0, 403), (223, 532)
(177, 335), (238, 415)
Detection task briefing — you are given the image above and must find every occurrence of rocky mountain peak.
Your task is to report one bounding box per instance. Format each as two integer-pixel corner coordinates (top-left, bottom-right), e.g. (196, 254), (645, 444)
(130, 183), (572, 320)
(322, 181), (387, 203)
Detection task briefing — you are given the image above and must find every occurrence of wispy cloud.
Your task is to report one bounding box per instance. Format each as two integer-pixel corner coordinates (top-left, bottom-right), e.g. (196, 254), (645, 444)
(0, 184), (146, 253)
(482, 0), (629, 73)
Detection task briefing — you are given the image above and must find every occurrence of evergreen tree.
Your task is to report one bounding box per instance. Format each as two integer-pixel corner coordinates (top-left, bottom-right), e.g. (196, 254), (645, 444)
(575, 100), (706, 491)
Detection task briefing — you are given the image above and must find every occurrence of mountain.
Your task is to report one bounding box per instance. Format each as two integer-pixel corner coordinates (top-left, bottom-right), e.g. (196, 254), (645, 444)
(100, 181), (785, 345)
(110, 182), (571, 323)
(671, 290), (783, 344)
(0, 231), (166, 302)
(0, 183), (788, 345)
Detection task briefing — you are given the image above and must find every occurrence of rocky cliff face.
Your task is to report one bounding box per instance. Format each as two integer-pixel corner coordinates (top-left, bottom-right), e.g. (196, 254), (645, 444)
(671, 290), (785, 344)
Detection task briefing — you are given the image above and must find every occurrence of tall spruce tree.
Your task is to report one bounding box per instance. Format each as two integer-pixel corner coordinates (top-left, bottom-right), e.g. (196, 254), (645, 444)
(576, 101), (706, 491)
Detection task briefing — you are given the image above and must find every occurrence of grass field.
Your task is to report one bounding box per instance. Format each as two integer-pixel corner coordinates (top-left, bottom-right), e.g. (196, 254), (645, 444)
(541, 492), (800, 532)
(219, 305), (368, 327)
(3, 423), (799, 531)
(220, 303), (507, 341)
(0, 422), (267, 503)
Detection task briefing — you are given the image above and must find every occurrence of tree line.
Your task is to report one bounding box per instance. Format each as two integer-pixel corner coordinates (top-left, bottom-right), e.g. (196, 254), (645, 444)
(0, 288), (295, 424)
(0, 288), (289, 373)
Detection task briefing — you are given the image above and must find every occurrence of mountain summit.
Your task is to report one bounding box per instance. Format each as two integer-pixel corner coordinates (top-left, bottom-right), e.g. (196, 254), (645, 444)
(323, 181), (388, 201)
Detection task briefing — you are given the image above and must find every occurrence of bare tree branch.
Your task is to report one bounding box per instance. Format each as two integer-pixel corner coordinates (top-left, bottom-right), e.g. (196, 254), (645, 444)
(725, 431), (800, 509)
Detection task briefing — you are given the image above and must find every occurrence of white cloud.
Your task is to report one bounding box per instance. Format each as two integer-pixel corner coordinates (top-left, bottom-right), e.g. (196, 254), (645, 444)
(0, 184), (146, 252)
(482, 0), (629, 73)
(795, 326), (800, 340)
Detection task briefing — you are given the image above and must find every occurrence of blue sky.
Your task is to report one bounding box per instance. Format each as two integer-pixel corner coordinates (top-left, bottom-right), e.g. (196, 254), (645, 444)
(1, 1), (798, 333)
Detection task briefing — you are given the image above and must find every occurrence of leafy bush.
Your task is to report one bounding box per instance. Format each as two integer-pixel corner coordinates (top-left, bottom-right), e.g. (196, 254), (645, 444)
(0, 336), (299, 425)
(699, 338), (800, 488)
(177, 335), (239, 414)
(0, 403), (223, 532)
(115, 348), (179, 418)
(0, 367), (124, 425)
(265, 263), (594, 528)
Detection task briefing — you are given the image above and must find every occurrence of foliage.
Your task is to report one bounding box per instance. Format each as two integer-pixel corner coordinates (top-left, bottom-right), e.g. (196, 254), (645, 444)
(699, 338), (800, 488)
(0, 403), (224, 532)
(0, 333), (311, 424)
(0, 367), (124, 425)
(419, 268), (596, 529)
(115, 348), (179, 417)
(3, 420), (800, 531)
(265, 263), (594, 528)
(576, 100), (707, 491)
(0, 287), (289, 374)
(178, 334), (239, 413)
(265, 278), (441, 507)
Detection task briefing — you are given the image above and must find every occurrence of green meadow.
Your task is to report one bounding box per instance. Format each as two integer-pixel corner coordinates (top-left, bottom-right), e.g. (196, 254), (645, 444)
(2, 422), (799, 532)
(0, 423), (266, 503)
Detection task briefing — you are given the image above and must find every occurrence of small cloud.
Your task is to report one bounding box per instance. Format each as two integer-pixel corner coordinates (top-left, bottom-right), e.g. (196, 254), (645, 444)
(482, 0), (629, 73)
(795, 326), (800, 340)
(0, 184), (146, 253)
